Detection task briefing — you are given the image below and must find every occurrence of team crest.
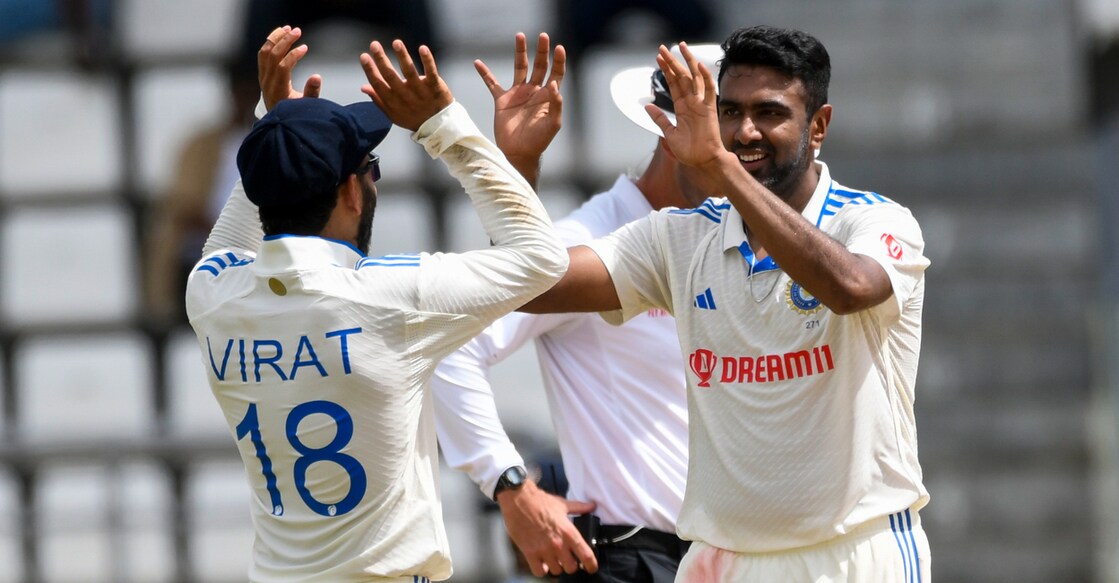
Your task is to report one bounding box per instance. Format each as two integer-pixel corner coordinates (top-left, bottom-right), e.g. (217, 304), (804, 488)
(785, 281), (823, 315)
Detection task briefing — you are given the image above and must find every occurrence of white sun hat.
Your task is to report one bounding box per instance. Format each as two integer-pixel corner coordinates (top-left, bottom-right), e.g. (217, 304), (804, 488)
(609, 43), (724, 137)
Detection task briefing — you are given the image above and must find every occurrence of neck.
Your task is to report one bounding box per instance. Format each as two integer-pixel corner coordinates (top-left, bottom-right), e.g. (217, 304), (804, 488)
(634, 144), (689, 211)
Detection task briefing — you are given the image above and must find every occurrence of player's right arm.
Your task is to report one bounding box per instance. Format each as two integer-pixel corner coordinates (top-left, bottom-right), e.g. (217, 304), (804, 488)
(360, 40), (567, 322)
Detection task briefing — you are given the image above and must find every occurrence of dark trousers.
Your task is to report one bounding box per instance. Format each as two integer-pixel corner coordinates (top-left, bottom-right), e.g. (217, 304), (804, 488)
(558, 546), (683, 583)
(559, 520), (689, 583)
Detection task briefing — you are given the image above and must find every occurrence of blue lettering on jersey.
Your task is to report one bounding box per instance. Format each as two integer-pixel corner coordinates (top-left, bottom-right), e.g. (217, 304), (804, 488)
(206, 327), (363, 382)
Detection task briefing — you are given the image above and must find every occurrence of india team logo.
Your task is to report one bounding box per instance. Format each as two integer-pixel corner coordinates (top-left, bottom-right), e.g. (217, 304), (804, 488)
(786, 281), (823, 315)
(689, 349), (717, 387)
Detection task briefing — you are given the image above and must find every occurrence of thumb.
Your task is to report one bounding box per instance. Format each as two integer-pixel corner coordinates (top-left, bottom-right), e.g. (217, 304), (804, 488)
(564, 499), (597, 515)
(644, 103), (674, 136)
(303, 74), (322, 99)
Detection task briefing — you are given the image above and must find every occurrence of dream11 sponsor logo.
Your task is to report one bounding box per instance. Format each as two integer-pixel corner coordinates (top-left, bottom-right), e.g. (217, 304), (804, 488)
(689, 349), (717, 387)
(688, 345), (835, 386)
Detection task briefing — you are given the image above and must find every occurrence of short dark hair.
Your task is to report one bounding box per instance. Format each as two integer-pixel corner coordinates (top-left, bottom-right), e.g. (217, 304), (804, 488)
(719, 25), (831, 116)
(258, 187), (338, 237)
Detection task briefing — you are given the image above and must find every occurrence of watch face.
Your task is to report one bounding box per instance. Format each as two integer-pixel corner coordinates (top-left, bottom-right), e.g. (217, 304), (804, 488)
(495, 466), (527, 500)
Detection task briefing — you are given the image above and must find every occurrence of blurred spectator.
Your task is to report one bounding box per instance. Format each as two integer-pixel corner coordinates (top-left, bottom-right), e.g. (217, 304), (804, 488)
(1090, 36), (1119, 124)
(234, 0), (441, 74)
(143, 61), (259, 328)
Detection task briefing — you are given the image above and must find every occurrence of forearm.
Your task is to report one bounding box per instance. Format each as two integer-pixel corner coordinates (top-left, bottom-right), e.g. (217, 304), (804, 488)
(706, 154), (889, 313)
(432, 348), (526, 499)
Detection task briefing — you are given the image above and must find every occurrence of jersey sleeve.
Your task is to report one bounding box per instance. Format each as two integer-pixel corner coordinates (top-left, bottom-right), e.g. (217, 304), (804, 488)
(584, 211), (673, 326)
(408, 102), (567, 322)
(199, 180), (263, 257)
(839, 203), (929, 322)
(431, 311), (571, 498)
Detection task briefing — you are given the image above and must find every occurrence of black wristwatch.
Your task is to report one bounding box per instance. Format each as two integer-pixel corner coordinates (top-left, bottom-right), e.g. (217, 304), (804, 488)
(493, 465), (528, 501)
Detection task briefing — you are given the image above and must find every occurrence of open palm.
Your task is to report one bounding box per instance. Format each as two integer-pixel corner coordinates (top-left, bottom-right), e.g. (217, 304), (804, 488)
(478, 33), (566, 162)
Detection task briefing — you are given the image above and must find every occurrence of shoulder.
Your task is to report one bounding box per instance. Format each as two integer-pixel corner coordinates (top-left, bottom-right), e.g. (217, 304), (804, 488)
(355, 253), (424, 271)
(663, 197), (733, 226)
(192, 249), (255, 278)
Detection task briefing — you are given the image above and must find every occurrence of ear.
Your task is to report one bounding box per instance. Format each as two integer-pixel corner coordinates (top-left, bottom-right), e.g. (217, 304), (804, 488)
(809, 104), (832, 154)
(337, 174), (363, 216)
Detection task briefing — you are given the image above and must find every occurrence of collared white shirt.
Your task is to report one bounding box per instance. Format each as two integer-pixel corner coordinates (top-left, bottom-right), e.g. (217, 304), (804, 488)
(587, 162), (930, 552)
(433, 175), (688, 533)
(186, 102), (566, 581)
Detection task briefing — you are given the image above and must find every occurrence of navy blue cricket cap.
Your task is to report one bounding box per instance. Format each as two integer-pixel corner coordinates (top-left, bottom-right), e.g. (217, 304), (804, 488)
(236, 98), (391, 207)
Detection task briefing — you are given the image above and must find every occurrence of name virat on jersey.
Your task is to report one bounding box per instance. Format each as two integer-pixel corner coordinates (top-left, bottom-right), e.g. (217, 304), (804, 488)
(205, 327), (362, 383)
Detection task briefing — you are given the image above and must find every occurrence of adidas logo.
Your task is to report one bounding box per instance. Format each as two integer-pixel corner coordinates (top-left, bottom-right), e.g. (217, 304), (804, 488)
(694, 288), (717, 310)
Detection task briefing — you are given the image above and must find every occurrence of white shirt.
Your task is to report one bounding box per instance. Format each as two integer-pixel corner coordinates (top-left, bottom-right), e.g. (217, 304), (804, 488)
(185, 102), (566, 582)
(433, 176), (689, 533)
(587, 162), (930, 553)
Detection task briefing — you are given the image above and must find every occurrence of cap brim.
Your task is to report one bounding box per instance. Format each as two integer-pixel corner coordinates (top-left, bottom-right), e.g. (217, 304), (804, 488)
(344, 101), (393, 152)
(610, 66), (673, 138)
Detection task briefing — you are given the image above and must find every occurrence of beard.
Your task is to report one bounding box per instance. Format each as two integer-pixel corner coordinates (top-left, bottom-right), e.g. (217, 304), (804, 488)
(754, 126), (813, 201)
(355, 180), (377, 255)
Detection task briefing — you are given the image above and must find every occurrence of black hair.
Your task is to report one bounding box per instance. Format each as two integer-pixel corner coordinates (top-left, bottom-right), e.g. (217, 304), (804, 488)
(258, 187), (338, 237)
(719, 25), (831, 116)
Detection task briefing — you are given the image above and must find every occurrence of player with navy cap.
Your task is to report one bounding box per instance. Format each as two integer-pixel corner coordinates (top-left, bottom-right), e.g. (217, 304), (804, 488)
(186, 27), (566, 582)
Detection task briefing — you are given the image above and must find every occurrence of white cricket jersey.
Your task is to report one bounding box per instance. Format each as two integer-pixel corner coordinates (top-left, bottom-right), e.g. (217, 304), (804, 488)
(586, 162), (930, 553)
(433, 176), (688, 533)
(185, 102), (566, 582)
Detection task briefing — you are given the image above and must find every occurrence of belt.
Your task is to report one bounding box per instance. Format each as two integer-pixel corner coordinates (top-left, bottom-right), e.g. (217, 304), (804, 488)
(573, 515), (691, 559)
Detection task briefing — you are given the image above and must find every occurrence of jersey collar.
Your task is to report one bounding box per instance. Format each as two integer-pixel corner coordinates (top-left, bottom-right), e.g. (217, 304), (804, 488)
(251, 234), (364, 275)
(721, 161), (834, 254)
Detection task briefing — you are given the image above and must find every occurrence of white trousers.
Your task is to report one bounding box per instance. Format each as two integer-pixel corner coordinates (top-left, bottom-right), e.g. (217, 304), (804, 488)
(676, 509), (931, 583)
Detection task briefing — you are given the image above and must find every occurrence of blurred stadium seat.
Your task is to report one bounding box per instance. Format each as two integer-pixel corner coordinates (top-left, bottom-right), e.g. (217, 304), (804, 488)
(166, 330), (231, 440)
(0, 205), (140, 328)
(116, 0), (242, 64)
(132, 65), (228, 197)
(0, 70), (123, 199)
(14, 333), (153, 443)
(576, 46), (661, 186)
(35, 462), (175, 583)
(183, 459), (253, 583)
(0, 469), (21, 583)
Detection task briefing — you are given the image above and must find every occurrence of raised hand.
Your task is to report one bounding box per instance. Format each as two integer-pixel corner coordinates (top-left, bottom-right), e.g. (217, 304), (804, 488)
(258, 26), (322, 112)
(644, 42), (725, 170)
(360, 40), (454, 132)
(477, 33), (565, 173)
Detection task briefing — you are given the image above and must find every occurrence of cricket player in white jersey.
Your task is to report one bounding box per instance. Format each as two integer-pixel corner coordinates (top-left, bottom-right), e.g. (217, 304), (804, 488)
(432, 40), (723, 581)
(522, 26), (932, 582)
(185, 27), (566, 582)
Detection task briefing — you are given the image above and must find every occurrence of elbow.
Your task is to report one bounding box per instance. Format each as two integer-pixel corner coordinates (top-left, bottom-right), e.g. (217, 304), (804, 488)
(822, 281), (892, 315)
(538, 239), (569, 284)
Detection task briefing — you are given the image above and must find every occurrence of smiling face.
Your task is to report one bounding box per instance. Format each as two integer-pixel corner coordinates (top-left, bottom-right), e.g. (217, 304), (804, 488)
(717, 64), (831, 210)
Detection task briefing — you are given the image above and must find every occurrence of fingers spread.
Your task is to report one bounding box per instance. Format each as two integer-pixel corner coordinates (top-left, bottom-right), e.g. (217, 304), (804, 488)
(513, 33), (529, 86)
(529, 32), (550, 86)
(417, 45), (440, 83)
(365, 41), (402, 88)
(475, 59), (504, 98)
(547, 43), (567, 89)
(393, 39), (421, 81)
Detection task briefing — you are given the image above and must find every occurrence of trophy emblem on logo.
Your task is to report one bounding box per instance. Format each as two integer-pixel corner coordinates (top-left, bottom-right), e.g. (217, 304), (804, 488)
(689, 349), (717, 388)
